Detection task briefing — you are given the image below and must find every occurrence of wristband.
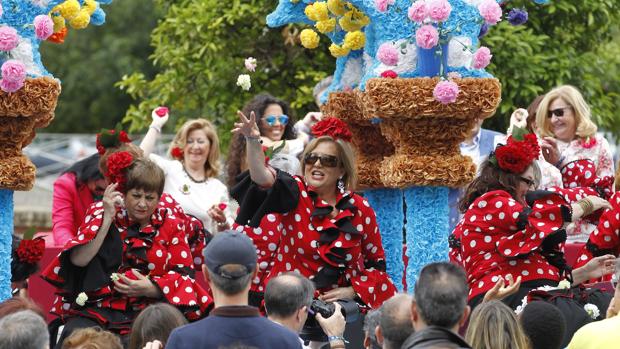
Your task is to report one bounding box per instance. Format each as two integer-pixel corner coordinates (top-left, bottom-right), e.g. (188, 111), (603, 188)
(328, 335), (348, 343)
(554, 156), (565, 168)
(245, 135), (263, 144)
(149, 124), (161, 133)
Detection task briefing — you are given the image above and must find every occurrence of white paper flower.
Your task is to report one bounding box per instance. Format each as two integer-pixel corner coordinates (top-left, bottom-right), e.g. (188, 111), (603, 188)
(244, 57), (257, 72)
(558, 280), (571, 289)
(514, 295), (528, 315)
(236, 74), (251, 91)
(76, 292), (88, 306)
(110, 273), (120, 282)
(584, 303), (600, 319)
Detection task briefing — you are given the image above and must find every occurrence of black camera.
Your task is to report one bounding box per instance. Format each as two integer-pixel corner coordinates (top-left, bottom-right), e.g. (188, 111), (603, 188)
(300, 299), (360, 342)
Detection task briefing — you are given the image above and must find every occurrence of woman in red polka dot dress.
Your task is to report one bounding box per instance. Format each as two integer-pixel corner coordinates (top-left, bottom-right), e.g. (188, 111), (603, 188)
(449, 129), (613, 309)
(231, 112), (397, 310)
(42, 154), (211, 347)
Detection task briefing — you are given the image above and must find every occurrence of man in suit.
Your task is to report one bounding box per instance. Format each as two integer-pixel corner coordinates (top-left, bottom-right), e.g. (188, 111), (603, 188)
(166, 231), (302, 349)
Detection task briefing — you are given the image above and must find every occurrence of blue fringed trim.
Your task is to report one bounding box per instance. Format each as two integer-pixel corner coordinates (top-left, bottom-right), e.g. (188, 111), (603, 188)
(0, 190), (14, 301)
(364, 188), (405, 291)
(404, 186), (449, 287)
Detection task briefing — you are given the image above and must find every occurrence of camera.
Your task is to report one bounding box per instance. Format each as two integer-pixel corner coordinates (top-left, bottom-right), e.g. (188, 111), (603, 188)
(300, 299), (360, 342)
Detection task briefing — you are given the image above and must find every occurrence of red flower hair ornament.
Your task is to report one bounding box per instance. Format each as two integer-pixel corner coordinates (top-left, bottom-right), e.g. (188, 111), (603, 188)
(105, 151), (134, 191)
(490, 127), (540, 174)
(96, 125), (132, 155)
(311, 117), (353, 142)
(16, 236), (45, 264)
(171, 146), (184, 160)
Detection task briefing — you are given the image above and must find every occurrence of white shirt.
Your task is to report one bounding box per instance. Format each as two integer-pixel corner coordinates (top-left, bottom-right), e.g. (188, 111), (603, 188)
(150, 153), (237, 233)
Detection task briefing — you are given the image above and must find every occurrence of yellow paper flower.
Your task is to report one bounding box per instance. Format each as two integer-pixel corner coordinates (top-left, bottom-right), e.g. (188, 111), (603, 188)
(69, 9), (91, 29)
(83, 0), (98, 15)
(312, 2), (329, 21)
(339, 9), (370, 32)
(327, 0), (347, 16)
(315, 18), (336, 34)
(343, 31), (365, 50)
(59, 0), (80, 19)
(300, 29), (320, 49)
(329, 43), (350, 57)
(52, 15), (66, 32)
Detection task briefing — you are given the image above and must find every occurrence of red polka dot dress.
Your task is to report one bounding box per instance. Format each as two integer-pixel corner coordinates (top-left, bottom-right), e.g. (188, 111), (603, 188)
(232, 171), (397, 309)
(41, 193), (212, 334)
(449, 190), (571, 303)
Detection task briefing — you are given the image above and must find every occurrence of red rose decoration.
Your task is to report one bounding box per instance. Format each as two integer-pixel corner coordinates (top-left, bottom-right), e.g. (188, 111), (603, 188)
(311, 117), (353, 142)
(106, 151), (134, 190)
(218, 203), (228, 211)
(381, 70), (398, 78)
(96, 134), (105, 155)
(16, 237), (45, 264)
(119, 131), (131, 143)
(155, 107), (169, 117)
(171, 146), (184, 160)
(495, 144), (530, 174)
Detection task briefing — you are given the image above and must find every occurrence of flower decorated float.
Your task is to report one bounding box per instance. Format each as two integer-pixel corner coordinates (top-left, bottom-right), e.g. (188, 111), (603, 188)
(268, 0), (548, 288)
(0, 0), (112, 300)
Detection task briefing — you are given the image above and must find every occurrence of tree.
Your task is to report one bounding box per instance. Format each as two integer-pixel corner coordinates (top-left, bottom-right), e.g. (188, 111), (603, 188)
(121, 0), (620, 146)
(41, 0), (160, 133)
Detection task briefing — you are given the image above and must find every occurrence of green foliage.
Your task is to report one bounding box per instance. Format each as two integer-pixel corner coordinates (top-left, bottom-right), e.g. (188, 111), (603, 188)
(118, 0), (334, 150)
(482, 0), (620, 139)
(41, 0), (160, 133)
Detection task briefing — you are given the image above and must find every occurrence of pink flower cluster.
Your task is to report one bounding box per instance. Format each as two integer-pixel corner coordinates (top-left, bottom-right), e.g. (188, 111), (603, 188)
(478, 0), (503, 25)
(408, 0), (451, 23)
(377, 43), (399, 66)
(375, 0), (395, 13)
(34, 15), (54, 40)
(1, 60), (26, 93)
(415, 25), (439, 49)
(0, 26), (19, 52)
(408, 1), (427, 22)
(433, 80), (460, 104)
(472, 46), (492, 69)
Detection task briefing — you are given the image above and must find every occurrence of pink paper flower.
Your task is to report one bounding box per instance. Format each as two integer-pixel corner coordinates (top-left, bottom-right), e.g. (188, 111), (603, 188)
(433, 80), (460, 104)
(0, 26), (19, 51)
(0, 4), (3, 18)
(427, 0), (451, 22)
(0, 78), (23, 93)
(1, 60), (26, 83)
(377, 43), (399, 66)
(34, 15), (54, 40)
(472, 46), (492, 69)
(408, 1), (428, 23)
(244, 57), (257, 72)
(478, 0), (503, 25)
(375, 0), (395, 12)
(415, 25), (439, 49)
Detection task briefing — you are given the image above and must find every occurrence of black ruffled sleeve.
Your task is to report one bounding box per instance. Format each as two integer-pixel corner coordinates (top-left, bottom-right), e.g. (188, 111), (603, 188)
(230, 169), (300, 228)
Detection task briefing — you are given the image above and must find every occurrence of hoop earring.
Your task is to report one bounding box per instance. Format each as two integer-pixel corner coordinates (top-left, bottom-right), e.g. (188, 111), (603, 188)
(337, 176), (345, 193)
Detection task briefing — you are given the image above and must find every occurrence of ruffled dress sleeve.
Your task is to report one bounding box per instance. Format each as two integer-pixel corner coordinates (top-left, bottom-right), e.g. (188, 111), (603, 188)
(230, 169), (300, 227)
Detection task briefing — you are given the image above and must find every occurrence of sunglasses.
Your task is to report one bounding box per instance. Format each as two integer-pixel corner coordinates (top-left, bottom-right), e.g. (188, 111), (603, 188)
(548, 107), (572, 118)
(264, 114), (289, 126)
(304, 153), (340, 168)
(519, 176), (536, 188)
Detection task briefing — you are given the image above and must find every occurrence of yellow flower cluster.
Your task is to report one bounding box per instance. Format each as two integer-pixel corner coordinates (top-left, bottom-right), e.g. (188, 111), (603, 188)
(327, 0), (347, 16)
(315, 18), (336, 34)
(329, 43), (350, 57)
(51, 0), (93, 31)
(339, 7), (370, 32)
(300, 29), (320, 49)
(304, 2), (329, 22)
(343, 31), (365, 50)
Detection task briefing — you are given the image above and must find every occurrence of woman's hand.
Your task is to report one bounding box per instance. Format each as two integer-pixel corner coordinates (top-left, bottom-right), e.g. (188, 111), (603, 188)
(319, 286), (356, 303)
(483, 275), (522, 302)
(303, 111), (323, 128)
(577, 254), (616, 280)
(208, 205), (229, 231)
(588, 196), (613, 212)
(607, 297), (619, 318)
(151, 107), (169, 130)
(508, 108), (528, 135)
(232, 110), (261, 139)
(143, 340), (163, 349)
(541, 137), (561, 165)
(102, 183), (123, 217)
(113, 269), (161, 298)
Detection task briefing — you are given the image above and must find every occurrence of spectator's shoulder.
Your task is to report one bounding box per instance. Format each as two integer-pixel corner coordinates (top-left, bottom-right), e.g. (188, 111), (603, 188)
(259, 317), (302, 343)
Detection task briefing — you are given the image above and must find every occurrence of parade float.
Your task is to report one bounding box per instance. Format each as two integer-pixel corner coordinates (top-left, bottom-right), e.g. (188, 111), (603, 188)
(268, 0), (547, 288)
(0, 0), (111, 301)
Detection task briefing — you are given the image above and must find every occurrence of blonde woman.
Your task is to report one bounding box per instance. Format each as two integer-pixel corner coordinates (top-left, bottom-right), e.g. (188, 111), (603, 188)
(140, 110), (237, 235)
(536, 85), (615, 242)
(466, 300), (531, 349)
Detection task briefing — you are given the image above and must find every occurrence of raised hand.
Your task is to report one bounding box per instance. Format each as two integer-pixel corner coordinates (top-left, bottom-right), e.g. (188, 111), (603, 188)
(151, 106), (169, 130)
(232, 110), (261, 139)
(483, 274), (522, 302)
(102, 183), (123, 216)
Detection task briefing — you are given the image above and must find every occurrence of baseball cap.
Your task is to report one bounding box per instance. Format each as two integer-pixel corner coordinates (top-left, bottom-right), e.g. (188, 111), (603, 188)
(203, 230), (257, 279)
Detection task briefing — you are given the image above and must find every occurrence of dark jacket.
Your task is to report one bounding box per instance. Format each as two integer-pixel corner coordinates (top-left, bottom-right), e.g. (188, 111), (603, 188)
(401, 326), (471, 349)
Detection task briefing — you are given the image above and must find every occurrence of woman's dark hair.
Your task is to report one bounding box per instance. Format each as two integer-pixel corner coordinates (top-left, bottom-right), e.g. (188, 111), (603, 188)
(128, 303), (188, 349)
(226, 93), (296, 187)
(63, 153), (103, 184)
(126, 159), (166, 197)
(458, 159), (523, 213)
(10, 235), (39, 283)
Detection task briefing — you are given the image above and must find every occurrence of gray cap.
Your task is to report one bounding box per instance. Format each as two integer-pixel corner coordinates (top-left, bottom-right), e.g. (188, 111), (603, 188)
(203, 230), (257, 279)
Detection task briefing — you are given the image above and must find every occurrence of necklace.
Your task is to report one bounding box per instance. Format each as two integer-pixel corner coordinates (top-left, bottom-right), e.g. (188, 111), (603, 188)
(182, 165), (207, 183)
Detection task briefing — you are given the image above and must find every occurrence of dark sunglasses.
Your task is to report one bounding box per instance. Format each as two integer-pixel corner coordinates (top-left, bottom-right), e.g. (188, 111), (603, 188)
(264, 114), (289, 126)
(547, 107), (572, 118)
(519, 176), (536, 188)
(304, 153), (340, 168)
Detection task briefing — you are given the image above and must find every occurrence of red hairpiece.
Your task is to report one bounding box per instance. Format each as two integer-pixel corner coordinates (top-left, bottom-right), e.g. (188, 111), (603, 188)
(171, 146), (184, 160)
(16, 237), (45, 264)
(491, 128), (540, 174)
(311, 117), (353, 142)
(106, 151), (134, 191)
(96, 126), (132, 155)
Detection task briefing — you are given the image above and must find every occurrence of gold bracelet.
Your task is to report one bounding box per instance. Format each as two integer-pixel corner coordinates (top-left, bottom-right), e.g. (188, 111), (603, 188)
(578, 198), (594, 216)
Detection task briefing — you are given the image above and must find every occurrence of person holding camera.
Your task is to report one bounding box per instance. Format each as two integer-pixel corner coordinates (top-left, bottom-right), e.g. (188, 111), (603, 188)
(265, 273), (347, 348)
(231, 113), (396, 313)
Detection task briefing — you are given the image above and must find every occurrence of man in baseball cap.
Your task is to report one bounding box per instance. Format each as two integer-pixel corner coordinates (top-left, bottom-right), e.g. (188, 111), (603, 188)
(166, 230), (302, 349)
